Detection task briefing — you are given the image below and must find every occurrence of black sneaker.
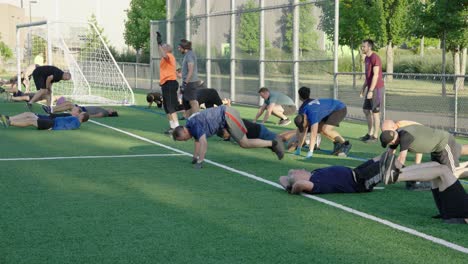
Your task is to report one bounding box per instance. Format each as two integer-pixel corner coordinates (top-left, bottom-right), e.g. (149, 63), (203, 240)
(379, 152), (401, 184)
(0, 87), (5, 93)
(338, 141), (352, 157)
(359, 134), (371, 141)
(42, 105), (51, 114)
(331, 142), (344, 155)
(278, 118), (291, 126)
(271, 137), (285, 160)
(164, 128), (174, 135)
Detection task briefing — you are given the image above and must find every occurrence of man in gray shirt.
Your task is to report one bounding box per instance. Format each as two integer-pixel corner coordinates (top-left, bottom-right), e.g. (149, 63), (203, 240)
(178, 39), (201, 117)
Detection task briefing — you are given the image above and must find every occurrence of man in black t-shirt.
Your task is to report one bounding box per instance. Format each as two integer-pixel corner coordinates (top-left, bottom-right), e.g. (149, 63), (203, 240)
(27, 65), (71, 110)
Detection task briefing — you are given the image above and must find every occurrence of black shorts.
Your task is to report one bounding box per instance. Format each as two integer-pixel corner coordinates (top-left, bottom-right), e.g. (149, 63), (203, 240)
(32, 71), (47, 90)
(161, 80), (179, 114)
(431, 135), (461, 172)
(198, 89), (223, 108)
(321, 107), (347, 127)
(363, 87), (384, 113)
(439, 181), (468, 219)
(182, 81), (199, 102)
(37, 118), (54, 130)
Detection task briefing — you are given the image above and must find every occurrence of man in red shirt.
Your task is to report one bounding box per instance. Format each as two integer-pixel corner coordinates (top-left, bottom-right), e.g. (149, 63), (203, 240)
(359, 39), (384, 143)
(157, 32), (179, 134)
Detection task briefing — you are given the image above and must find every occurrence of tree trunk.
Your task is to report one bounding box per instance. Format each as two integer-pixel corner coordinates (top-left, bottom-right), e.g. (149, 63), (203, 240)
(386, 42), (393, 82)
(460, 48), (467, 90)
(351, 43), (356, 89)
(452, 46), (460, 91)
(360, 53), (365, 79)
(420, 36), (424, 58)
(441, 30), (446, 96)
(136, 48), (141, 63)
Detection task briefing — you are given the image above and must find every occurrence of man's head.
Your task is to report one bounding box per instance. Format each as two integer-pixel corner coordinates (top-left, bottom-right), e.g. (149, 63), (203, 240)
(177, 39), (192, 54)
(380, 130), (399, 148)
(146, 92), (163, 108)
(62, 72), (72, 81)
(258, 87), (270, 100)
(298, 86), (311, 101)
(71, 106), (82, 116)
(294, 114), (309, 133)
(381, 120), (397, 131)
(107, 109), (119, 117)
(361, 39), (374, 55)
(172, 126), (192, 141)
(161, 43), (173, 53)
(79, 112), (90, 123)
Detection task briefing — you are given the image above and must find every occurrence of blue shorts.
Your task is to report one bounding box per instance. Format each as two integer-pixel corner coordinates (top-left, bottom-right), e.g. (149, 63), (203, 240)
(259, 124), (276, 141)
(308, 166), (361, 194)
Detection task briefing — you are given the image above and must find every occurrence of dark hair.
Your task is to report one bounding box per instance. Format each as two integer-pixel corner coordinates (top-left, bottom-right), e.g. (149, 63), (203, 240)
(172, 126), (186, 140)
(146, 94), (155, 103)
(81, 112), (90, 123)
(294, 114), (306, 133)
(298, 86), (310, 100)
(362, 39), (374, 49)
(179, 39), (192, 50)
(258, 87), (269, 93)
(108, 111), (119, 117)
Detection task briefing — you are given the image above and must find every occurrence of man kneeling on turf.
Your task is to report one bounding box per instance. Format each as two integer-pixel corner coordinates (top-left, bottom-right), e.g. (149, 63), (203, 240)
(0, 110), (89, 130)
(172, 105), (285, 168)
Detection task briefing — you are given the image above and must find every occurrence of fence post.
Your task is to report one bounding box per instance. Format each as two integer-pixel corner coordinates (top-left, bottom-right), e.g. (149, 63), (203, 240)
(230, 0), (236, 102)
(454, 79), (458, 133)
(135, 64), (138, 89)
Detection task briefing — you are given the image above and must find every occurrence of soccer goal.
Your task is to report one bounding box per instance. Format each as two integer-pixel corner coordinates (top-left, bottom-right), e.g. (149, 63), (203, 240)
(16, 20), (134, 106)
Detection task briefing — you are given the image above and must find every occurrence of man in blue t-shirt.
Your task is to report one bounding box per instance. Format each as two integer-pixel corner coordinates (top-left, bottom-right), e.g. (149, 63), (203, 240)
(0, 110), (89, 130)
(172, 105), (285, 168)
(294, 97), (351, 158)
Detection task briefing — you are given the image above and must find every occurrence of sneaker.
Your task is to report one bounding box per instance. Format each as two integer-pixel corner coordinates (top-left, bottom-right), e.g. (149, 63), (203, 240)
(337, 141), (352, 157)
(0, 87), (5, 93)
(26, 102), (33, 112)
(359, 134), (371, 141)
(365, 136), (378, 143)
(331, 142), (344, 155)
(271, 137), (285, 160)
(42, 105), (51, 114)
(164, 128), (174, 135)
(379, 152), (401, 184)
(278, 118), (291, 126)
(0, 114), (8, 128)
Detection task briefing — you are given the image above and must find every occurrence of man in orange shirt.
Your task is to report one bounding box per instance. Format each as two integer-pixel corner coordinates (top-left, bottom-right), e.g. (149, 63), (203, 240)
(157, 32), (179, 134)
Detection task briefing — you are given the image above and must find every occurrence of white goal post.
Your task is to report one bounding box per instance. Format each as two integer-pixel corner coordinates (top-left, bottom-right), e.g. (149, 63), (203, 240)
(16, 20), (134, 106)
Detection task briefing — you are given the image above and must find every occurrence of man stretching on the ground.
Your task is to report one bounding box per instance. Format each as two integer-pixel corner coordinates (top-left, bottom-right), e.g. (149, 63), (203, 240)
(172, 105), (285, 168)
(254, 87), (296, 126)
(43, 100), (118, 118)
(0, 110), (88, 130)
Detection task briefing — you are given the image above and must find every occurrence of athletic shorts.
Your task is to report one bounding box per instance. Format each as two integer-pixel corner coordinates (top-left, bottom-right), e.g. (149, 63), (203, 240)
(161, 80), (179, 114)
(200, 89), (223, 108)
(439, 181), (468, 219)
(182, 81), (199, 102)
(431, 135), (461, 172)
(282, 105), (297, 116)
(32, 71), (47, 90)
(306, 166), (362, 194)
(321, 107), (347, 127)
(363, 87), (384, 113)
(37, 118), (54, 130)
(224, 107), (247, 143)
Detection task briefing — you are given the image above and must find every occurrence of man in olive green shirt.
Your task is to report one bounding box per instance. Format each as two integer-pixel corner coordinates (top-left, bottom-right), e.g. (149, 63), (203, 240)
(253, 87), (297, 126)
(380, 123), (468, 172)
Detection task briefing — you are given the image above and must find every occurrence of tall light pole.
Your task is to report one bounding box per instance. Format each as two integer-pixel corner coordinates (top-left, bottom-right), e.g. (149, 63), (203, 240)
(28, 0), (37, 64)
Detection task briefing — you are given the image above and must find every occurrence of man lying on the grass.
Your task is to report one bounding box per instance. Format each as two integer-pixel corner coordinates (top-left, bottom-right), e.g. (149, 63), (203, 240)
(0, 109), (89, 130)
(42, 98), (118, 118)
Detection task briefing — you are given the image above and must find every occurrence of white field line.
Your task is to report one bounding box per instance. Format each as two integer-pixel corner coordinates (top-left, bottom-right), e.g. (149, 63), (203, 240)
(90, 120), (468, 254)
(0, 153), (185, 161)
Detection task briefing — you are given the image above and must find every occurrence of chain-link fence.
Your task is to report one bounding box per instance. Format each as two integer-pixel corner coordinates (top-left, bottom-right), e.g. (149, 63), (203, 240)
(335, 73), (468, 134)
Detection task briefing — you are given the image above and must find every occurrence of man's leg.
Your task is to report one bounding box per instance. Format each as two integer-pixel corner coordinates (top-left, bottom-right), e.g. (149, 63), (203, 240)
(321, 124), (345, 143)
(397, 162), (456, 191)
(9, 116), (38, 128)
(11, 95), (31, 102)
(28, 89), (46, 104)
(371, 112), (381, 139)
(462, 144), (468, 155)
(363, 109), (372, 137)
(51, 101), (74, 113)
(188, 100), (199, 116)
(270, 105), (288, 120)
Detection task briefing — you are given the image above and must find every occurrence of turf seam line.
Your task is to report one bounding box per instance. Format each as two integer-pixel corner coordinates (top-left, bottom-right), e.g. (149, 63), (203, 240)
(0, 154), (184, 161)
(89, 119), (468, 254)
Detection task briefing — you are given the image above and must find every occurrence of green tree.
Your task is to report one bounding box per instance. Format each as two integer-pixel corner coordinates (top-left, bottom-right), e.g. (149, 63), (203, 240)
(81, 13), (111, 61)
(381, 0), (409, 81)
(237, 0), (259, 55)
(0, 34), (13, 63)
(124, 0), (165, 62)
(283, 0), (319, 56)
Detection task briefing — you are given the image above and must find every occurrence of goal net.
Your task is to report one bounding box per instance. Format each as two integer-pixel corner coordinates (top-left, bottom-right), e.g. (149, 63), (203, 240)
(16, 20), (134, 106)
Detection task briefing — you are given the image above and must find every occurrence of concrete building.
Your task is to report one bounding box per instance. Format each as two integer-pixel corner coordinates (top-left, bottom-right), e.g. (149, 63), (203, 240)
(0, 3), (27, 50)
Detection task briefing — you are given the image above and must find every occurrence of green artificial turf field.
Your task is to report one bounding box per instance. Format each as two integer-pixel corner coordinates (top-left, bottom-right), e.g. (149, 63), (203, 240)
(0, 90), (467, 263)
